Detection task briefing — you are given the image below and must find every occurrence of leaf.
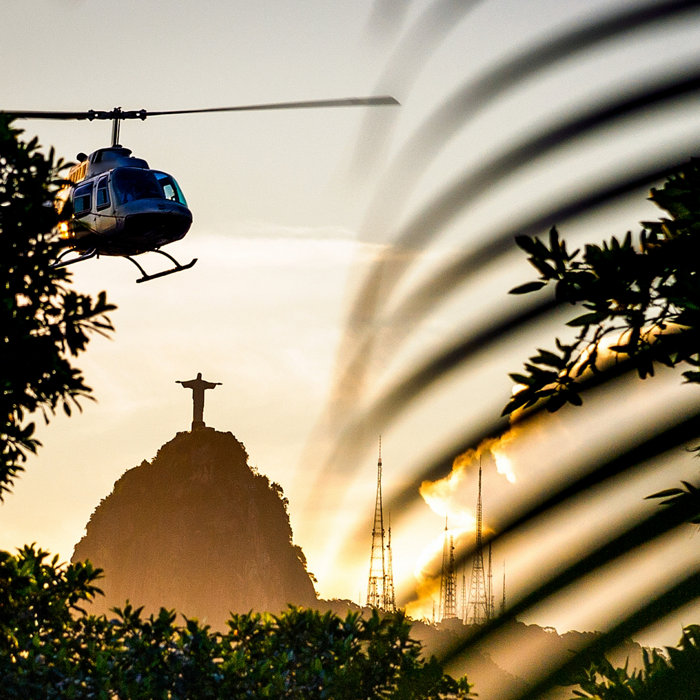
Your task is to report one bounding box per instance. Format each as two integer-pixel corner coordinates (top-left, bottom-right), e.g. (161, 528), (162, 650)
(514, 235), (543, 256)
(509, 280), (546, 295)
(508, 373), (534, 386)
(646, 488), (683, 500)
(532, 258), (558, 278)
(532, 348), (566, 369)
(566, 311), (608, 327)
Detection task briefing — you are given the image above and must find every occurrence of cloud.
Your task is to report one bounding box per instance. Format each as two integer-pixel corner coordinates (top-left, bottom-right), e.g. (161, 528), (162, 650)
(419, 429), (520, 527)
(230, 221), (361, 241)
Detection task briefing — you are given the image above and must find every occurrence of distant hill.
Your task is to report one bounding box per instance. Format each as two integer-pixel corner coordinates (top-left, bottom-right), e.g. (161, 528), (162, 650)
(72, 428), (317, 627)
(321, 602), (644, 700)
(412, 618), (643, 699)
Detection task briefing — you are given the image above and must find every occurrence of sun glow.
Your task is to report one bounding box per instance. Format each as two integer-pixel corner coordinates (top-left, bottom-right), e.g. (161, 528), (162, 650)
(419, 432), (519, 524)
(407, 434), (521, 618)
(492, 444), (516, 484)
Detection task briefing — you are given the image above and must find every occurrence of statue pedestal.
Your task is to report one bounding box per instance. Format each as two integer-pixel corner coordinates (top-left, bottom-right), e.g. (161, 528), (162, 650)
(191, 420), (206, 431)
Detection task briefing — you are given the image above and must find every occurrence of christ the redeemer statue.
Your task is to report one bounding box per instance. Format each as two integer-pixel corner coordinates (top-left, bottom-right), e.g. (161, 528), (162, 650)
(177, 372), (221, 430)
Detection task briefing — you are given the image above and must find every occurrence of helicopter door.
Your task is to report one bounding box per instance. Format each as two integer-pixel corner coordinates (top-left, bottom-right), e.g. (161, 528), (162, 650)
(73, 182), (92, 216)
(72, 181), (97, 237)
(93, 175), (113, 235)
(96, 175), (110, 209)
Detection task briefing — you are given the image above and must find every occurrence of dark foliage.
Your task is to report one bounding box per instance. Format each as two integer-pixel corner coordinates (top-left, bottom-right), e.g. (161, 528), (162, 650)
(568, 625), (700, 700)
(0, 545), (472, 699)
(504, 160), (700, 416)
(0, 116), (114, 497)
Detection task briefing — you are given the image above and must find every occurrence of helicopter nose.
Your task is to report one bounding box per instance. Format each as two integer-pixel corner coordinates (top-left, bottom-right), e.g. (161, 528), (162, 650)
(123, 208), (193, 251)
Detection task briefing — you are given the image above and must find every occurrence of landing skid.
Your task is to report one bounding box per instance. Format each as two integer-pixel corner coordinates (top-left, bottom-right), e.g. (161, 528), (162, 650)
(127, 249), (197, 283)
(53, 248), (99, 268)
(52, 247), (197, 283)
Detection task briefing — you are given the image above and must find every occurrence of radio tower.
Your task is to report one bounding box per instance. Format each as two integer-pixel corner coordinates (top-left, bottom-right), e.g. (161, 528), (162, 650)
(385, 515), (396, 611)
(367, 437), (391, 609)
(488, 541), (494, 619)
(439, 518), (457, 620)
(466, 459), (489, 624)
(501, 562), (507, 614)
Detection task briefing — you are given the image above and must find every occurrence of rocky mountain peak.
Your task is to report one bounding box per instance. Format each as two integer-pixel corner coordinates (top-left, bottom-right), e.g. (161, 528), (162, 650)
(72, 428), (317, 628)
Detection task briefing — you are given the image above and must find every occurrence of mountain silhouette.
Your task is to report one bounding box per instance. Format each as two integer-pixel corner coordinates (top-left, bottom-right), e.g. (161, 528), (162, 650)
(72, 428), (317, 627)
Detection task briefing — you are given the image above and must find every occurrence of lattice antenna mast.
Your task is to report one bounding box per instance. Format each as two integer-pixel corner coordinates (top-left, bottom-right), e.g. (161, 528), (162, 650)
(385, 513), (396, 611)
(466, 459), (488, 624)
(439, 518), (448, 619)
(366, 437), (387, 609)
(439, 518), (457, 620)
(447, 532), (457, 619)
(501, 562), (507, 614)
(488, 541), (494, 619)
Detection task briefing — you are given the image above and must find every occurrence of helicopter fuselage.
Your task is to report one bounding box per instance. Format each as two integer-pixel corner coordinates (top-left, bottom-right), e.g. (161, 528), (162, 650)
(58, 146), (192, 256)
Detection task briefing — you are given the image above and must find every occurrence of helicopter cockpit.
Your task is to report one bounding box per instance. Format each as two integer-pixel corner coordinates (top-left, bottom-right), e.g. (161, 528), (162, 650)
(111, 168), (188, 206)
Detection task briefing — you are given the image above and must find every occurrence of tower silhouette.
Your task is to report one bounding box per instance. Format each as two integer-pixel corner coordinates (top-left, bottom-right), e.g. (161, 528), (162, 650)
(439, 518), (457, 621)
(466, 459), (489, 624)
(385, 515), (396, 611)
(366, 437), (394, 610)
(501, 562), (507, 615)
(488, 540), (495, 619)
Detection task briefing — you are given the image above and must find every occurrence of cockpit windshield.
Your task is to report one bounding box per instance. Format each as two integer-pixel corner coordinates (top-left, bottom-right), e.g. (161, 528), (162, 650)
(112, 168), (187, 206)
(153, 171), (187, 205)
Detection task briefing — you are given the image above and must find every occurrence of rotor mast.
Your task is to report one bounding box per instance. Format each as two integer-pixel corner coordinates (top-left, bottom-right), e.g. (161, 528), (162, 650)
(105, 107), (147, 147)
(111, 109), (121, 147)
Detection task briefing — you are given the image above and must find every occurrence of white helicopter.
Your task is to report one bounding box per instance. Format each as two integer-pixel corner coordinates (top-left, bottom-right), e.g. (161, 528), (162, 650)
(3, 98), (397, 282)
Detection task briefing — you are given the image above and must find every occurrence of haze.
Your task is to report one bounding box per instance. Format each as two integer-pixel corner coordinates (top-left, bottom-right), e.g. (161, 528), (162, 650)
(2, 0), (699, 649)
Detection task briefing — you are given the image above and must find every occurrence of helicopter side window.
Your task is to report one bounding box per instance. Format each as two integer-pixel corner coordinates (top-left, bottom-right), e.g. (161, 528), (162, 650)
(112, 168), (164, 204)
(96, 176), (110, 209)
(154, 171), (187, 206)
(73, 182), (93, 216)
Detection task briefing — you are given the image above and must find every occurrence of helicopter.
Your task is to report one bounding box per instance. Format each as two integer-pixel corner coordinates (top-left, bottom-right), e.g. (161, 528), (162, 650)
(2, 97), (398, 283)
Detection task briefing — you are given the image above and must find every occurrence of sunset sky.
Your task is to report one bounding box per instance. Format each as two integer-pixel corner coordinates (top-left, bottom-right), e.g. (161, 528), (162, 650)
(2, 0), (699, 648)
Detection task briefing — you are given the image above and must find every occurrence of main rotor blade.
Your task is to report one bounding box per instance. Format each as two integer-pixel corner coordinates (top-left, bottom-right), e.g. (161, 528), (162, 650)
(1, 96), (399, 122)
(0, 110), (99, 120)
(144, 96), (399, 116)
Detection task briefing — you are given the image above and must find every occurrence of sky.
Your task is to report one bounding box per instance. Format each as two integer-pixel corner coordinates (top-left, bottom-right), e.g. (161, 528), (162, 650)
(2, 0), (700, 651)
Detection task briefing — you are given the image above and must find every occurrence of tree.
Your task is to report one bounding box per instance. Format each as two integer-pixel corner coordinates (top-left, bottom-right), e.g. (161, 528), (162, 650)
(568, 625), (700, 700)
(0, 116), (114, 497)
(495, 162), (700, 699)
(0, 545), (473, 699)
(502, 158), (700, 528)
(504, 159), (700, 416)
